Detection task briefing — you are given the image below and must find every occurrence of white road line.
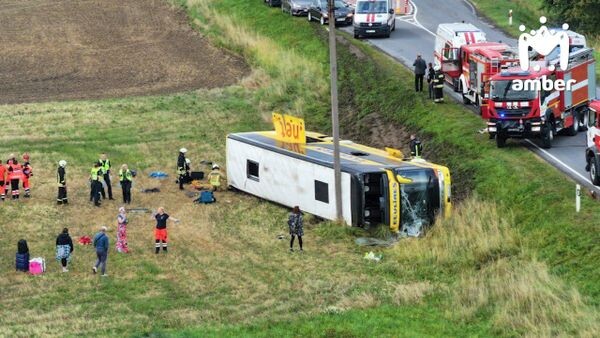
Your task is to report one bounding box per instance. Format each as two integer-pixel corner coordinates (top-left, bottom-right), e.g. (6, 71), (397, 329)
(462, 0), (476, 15)
(409, 0), (435, 37)
(524, 139), (595, 186)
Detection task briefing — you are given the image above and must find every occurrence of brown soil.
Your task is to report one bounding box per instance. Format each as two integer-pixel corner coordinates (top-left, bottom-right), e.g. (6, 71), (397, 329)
(0, 0), (249, 105)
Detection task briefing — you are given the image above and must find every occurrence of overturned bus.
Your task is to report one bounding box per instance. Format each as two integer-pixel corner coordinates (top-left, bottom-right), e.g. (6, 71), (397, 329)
(226, 131), (451, 235)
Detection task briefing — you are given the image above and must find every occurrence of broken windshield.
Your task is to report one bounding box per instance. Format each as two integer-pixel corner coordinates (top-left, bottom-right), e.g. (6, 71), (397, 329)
(395, 168), (440, 237)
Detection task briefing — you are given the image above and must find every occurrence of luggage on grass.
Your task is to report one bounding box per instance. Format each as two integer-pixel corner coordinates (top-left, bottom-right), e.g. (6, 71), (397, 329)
(16, 252), (30, 272)
(195, 190), (216, 204)
(29, 257), (46, 275)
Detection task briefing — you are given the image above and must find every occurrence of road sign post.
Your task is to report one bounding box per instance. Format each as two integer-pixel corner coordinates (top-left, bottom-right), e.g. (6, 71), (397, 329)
(576, 184), (581, 212)
(509, 9), (513, 26)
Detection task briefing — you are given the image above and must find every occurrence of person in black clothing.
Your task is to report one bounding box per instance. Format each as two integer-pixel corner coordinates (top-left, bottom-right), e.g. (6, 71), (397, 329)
(177, 148), (187, 190)
(55, 228), (74, 273)
(413, 54), (427, 92)
(409, 134), (423, 158)
(427, 62), (435, 99)
(97, 153), (113, 200)
(152, 207), (180, 254)
(288, 206), (304, 252)
(57, 160), (68, 205)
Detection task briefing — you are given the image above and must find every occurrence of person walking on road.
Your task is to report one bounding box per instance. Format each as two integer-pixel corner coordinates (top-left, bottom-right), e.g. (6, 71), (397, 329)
(152, 207), (179, 254)
(55, 228), (74, 273)
(427, 62), (435, 99)
(288, 206), (304, 252)
(413, 54), (427, 92)
(116, 207), (130, 253)
(98, 153), (114, 200)
(119, 164), (133, 204)
(177, 148), (187, 190)
(57, 160), (68, 205)
(93, 226), (109, 276)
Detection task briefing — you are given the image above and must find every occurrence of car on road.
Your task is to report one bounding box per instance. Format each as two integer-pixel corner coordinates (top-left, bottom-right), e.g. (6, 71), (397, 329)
(265, 0), (282, 7)
(282, 0), (311, 15)
(353, 0), (396, 39)
(307, 0), (354, 26)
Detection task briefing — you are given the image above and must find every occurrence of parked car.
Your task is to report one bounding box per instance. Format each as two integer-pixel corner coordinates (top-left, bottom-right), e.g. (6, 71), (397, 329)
(307, 0), (353, 26)
(282, 0), (311, 15)
(265, 0), (282, 7)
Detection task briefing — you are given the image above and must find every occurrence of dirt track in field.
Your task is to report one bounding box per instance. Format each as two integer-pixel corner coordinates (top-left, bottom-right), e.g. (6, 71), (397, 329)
(0, 0), (248, 105)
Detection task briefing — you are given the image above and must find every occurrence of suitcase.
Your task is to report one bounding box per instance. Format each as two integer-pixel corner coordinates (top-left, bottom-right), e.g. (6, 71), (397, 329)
(29, 257), (46, 275)
(16, 252), (29, 272)
(190, 171), (204, 180)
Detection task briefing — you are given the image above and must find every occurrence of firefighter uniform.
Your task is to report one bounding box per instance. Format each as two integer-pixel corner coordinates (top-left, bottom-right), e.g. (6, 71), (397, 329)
(22, 154), (32, 198)
(208, 164), (222, 192)
(119, 166), (133, 204)
(433, 66), (445, 103)
(0, 164), (6, 201)
(177, 148), (187, 190)
(90, 164), (103, 206)
(8, 160), (23, 200)
(98, 156), (113, 200)
(409, 138), (423, 158)
(57, 160), (68, 205)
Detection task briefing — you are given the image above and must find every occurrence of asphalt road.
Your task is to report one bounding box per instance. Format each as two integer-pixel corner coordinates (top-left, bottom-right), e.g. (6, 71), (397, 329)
(342, 0), (600, 193)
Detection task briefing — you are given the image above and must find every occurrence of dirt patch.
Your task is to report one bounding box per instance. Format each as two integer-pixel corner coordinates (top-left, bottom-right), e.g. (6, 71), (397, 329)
(0, 0), (249, 104)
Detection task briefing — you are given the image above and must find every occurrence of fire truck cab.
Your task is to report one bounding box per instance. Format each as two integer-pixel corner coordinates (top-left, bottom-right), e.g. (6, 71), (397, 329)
(434, 23), (486, 91)
(486, 48), (596, 148)
(458, 42), (519, 113)
(585, 101), (600, 185)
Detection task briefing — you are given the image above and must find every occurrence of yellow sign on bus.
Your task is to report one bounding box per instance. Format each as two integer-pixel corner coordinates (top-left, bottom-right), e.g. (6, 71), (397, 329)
(272, 113), (306, 144)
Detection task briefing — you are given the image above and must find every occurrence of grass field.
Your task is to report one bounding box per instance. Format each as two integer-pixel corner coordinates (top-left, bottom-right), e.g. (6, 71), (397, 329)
(1, 0), (599, 337)
(468, 0), (600, 80)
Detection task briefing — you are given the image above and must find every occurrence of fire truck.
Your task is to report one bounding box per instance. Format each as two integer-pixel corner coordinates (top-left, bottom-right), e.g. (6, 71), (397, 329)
(485, 48), (596, 148)
(434, 23), (486, 91)
(457, 42), (519, 113)
(585, 100), (600, 185)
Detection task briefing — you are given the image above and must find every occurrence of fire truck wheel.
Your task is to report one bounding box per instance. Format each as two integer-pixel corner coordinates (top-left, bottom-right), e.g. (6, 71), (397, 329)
(590, 157), (600, 185)
(354, 31), (359, 39)
(566, 118), (578, 136)
(541, 123), (554, 149)
(496, 134), (506, 148)
(578, 111), (588, 131)
(462, 93), (470, 104)
(453, 79), (460, 92)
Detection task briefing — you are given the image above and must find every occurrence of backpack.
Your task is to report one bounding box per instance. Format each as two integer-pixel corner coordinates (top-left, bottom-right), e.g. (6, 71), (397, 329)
(29, 257), (46, 275)
(196, 190), (215, 204)
(17, 239), (29, 254)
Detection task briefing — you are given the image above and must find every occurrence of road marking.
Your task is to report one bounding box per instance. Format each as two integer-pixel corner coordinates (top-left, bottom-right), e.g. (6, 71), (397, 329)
(462, 0), (476, 15)
(524, 139), (596, 188)
(409, 1), (436, 37)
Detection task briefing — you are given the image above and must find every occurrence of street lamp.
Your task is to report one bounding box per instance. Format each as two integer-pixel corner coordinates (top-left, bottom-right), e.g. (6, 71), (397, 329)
(328, 0), (342, 221)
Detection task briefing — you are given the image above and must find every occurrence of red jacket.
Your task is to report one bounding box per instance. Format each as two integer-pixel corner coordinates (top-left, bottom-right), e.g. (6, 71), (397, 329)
(0, 165), (5, 182)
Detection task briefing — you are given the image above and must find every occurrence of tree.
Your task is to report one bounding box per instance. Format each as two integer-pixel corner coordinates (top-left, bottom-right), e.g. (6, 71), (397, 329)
(542, 0), (600, 33)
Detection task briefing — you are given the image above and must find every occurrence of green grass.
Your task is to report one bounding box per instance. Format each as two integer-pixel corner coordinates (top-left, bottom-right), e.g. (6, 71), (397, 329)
(468, 0), (600, 80)
(1, 0), (599, 336)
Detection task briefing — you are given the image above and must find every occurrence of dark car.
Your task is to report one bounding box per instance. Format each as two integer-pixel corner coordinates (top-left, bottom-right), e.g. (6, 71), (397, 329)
(282, 0), (312, 15)
(265, 0), (282, 7)
(307, 0), (353, 26)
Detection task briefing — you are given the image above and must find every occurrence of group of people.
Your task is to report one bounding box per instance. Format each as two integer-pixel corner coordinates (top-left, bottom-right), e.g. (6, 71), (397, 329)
(413, 54), (445, 103)
(87, 153), (135, 207)
(177, 148), (223, 191)
(49, 206), (179, 276)
(0, 153), (33, 201)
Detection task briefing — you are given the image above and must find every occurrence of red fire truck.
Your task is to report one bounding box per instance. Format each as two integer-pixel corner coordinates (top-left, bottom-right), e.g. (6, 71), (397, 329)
(485, 47), (596, 148)
(457, 42), (519, 114)
(585, 100), (600, 185)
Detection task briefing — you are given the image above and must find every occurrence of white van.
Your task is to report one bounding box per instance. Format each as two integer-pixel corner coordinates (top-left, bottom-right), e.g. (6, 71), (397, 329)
(353, 0), (395, 39)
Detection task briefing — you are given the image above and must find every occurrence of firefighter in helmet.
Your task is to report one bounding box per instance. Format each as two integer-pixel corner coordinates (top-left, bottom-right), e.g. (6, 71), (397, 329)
(409, 134), (423, 158)
(57, 160), (68, 205)
(177, 148), (187, 190)
(432, 65), (445, 103)
(208, 164), (222, 192)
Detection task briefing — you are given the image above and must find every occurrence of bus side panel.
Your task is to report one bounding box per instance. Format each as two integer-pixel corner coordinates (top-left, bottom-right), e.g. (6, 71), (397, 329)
(226, 138), (353, 225)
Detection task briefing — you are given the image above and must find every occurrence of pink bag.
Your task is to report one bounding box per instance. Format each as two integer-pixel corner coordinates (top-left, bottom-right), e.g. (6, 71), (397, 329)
(29, 257), (46, 275)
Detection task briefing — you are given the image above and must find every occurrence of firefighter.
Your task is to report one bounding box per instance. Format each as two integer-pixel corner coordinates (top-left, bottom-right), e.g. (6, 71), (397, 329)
(433, 65), (445, 103)
(409, 134), (423, 158)
(208, 164), (222, 192)
(119, 164), (133, 204)
(98, 153), (113, 200)
(0, 160), (5, 201)
(22, 153), (33, 198)
(7, 158), (23, 200)
(427, 62), (435, 99)
(177, 148), (187, 190)
(57, 160), (68, 205)
(90, 162), (103, 207)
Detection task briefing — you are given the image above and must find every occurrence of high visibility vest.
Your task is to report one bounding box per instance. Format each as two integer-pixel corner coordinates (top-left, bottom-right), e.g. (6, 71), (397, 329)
(119, 169), (132, 182)
(90, 167), (102, 181)
(209, 170), (221, 187)
(99, 159), (110, 174)
(8, 164), (23, 180)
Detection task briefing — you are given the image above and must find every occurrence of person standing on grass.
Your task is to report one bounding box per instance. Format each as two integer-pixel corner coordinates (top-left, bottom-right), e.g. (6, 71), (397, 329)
(98, 153), (114, 200)
(116, 207), (129, 253)
(57, 160), (68, 205)
(90, 162), (103, 207)
(55, 228), (74, 273)
(288, 206), (304, 252)
(177, 148), (187, 190)
(119, 164), (133, 204)
(427, 62), (435, 99)
(152, 207), (179, 254)
(93, 226), (109, 276)
(413, 54), (427, 92)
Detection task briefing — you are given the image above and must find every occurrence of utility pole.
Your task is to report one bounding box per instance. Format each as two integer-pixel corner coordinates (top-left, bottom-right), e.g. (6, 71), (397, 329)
(328, 0), (342, 221)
